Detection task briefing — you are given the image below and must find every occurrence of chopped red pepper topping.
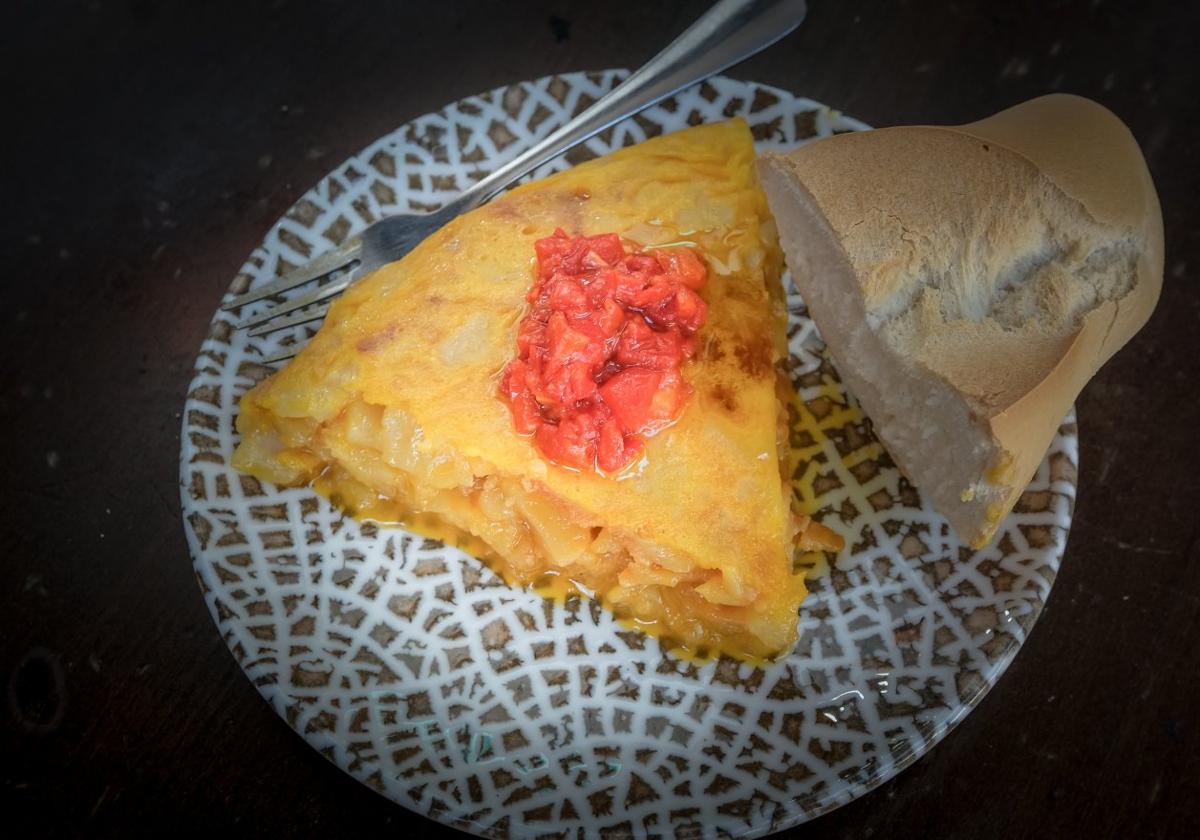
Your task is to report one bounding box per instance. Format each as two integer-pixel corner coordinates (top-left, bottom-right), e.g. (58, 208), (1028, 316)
(501, 229), (709, 473)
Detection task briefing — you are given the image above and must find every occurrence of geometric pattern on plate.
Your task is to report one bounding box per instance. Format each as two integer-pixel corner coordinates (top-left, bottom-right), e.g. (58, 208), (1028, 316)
(180, 70), (1076, 838)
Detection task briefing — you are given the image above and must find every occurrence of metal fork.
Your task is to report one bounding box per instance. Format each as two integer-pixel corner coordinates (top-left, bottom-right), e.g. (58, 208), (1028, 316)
(225, 0), (809, 359)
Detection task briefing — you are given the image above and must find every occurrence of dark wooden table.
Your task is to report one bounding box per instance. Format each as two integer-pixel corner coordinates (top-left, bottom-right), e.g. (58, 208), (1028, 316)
(3, 0), (1198, 836)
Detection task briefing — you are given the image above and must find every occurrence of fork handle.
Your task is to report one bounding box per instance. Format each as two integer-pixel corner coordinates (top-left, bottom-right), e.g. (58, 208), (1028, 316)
(452, 0), (808, 211)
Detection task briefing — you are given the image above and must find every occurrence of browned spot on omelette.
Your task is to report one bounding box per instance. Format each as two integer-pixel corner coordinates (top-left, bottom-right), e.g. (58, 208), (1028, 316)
(356, 323), (401, 353)
(710, 383), (739, 413)
(734, 334), (775, 379)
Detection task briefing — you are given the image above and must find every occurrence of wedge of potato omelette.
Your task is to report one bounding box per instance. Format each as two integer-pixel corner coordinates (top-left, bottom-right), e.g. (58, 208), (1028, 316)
(233, 119), (842, 663)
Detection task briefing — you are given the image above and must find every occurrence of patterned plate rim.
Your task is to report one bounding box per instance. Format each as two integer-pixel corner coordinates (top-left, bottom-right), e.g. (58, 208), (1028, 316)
(179, 70), (1077, 839)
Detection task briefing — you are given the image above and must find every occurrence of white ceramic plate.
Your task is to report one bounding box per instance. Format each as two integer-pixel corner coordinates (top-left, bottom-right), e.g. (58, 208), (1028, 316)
(180, 70), (1077, 838)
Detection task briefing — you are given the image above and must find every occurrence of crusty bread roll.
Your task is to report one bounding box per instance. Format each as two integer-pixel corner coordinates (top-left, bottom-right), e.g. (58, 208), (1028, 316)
(758, 94), (1163, 547)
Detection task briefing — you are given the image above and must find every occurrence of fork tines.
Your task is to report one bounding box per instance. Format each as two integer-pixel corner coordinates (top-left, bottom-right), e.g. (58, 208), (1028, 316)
(223, 234), (362, 313)
(237, 276), (350, 331)
(247, 302), (332, 337)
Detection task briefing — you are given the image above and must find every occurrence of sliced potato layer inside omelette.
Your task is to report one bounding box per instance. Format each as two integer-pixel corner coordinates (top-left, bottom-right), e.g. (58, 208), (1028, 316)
(232, 119), (841, 662)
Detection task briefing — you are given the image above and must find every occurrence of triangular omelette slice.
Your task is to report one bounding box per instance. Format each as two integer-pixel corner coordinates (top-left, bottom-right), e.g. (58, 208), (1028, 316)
(233, 119), (840, 662)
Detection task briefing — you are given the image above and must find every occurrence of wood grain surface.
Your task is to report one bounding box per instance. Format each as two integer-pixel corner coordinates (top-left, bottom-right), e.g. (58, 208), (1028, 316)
(2, 0), (1197, 836)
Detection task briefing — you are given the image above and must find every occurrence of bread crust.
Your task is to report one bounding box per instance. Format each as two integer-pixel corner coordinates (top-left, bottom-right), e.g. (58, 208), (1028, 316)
(759, 95), (1163, 546)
